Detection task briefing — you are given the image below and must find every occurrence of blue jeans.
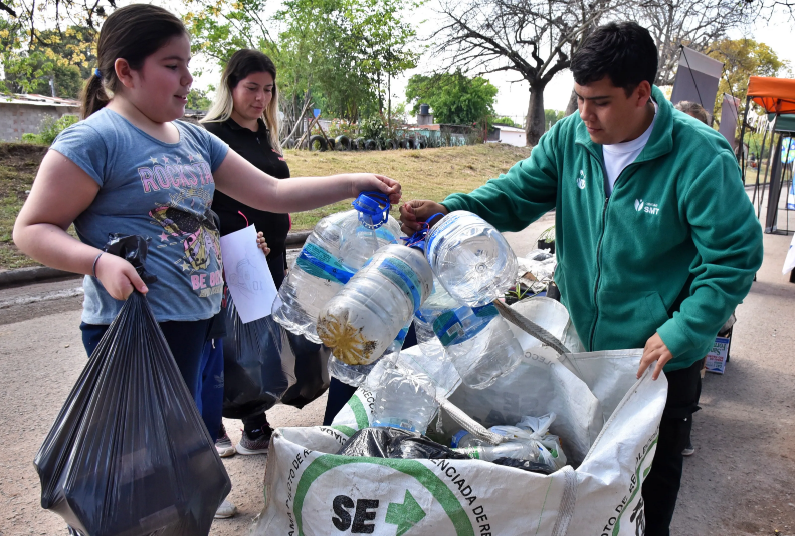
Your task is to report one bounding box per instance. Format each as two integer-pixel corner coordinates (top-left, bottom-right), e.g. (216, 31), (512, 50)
(197, 339), (224, 443)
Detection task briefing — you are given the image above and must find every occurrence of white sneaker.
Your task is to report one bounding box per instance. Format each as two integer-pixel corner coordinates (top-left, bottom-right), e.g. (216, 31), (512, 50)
(214, 499), (237, 519)
(215, 431), (236, 458)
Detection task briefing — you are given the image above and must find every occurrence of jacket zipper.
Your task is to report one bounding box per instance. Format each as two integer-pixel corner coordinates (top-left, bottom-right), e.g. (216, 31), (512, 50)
(587, 161), (641, 350)
(589, 196), (609, 349)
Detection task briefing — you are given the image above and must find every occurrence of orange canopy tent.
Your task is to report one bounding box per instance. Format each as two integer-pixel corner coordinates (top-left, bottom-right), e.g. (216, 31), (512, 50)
(747, 76), (795, 115)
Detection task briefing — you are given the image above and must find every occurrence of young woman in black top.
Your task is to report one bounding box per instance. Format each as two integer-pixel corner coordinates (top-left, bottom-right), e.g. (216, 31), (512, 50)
(201, 50), (290, 464)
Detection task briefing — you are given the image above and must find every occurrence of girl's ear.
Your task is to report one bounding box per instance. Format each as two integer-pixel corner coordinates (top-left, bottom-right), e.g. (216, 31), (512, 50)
(115, 58), (135, 89)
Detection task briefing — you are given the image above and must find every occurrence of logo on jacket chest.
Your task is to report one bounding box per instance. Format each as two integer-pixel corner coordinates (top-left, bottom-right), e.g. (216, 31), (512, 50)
(634, 199), (659, 215)
(576, 170), (586, 189)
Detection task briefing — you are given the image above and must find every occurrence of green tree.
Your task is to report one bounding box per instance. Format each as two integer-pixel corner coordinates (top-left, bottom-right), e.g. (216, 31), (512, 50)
(187, 88), (213, 110)
(707, 38), (788, 120)
(492, 116), (520, 128)
(184, 0), (421, 121)
(544, 109), (565, 130)
(405, 70), (498, 125)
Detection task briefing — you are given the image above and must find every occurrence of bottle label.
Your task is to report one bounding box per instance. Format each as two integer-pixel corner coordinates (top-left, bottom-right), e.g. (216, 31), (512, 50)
(453, 446), (482, 459)
(432, 304), (498, 346)
(450, 429), (469, 448)
(425, 212), (468, 264)
(375, 257), (422, 312)
(296, 243), (355, 285)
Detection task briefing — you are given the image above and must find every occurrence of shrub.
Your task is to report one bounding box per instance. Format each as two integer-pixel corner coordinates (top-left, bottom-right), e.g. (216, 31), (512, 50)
(22, 114), (78, 146)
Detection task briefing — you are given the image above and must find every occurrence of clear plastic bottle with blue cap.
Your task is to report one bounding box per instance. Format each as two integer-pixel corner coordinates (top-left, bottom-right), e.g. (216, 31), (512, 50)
(272, 192), (400, 342)
(414, 276), (524, 389)
(316, 241), (433, 366)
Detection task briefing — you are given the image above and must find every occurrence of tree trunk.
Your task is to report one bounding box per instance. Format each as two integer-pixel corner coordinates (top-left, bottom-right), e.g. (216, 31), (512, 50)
(525, 82), (547, 146)
(565, 88), (579, 117)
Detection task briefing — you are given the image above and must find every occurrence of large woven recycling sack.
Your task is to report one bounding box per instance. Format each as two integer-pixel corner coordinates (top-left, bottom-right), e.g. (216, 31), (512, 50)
(252, 350), (666, 535)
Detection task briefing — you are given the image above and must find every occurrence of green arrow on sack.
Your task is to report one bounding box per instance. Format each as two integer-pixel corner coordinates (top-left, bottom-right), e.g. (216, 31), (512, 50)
(386, 489), (427, 536)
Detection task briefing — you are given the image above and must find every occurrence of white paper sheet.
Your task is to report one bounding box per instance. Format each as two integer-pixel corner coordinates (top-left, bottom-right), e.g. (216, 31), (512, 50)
(219, 225), (277, 323)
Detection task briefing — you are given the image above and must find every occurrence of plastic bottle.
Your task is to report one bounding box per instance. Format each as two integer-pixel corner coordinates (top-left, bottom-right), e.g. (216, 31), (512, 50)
(316, 244), (433, 366)
(273, 193), (400, 342)
(425, 211), (518, 307)
(372, 368), (438, 434)
(414, 279), (523, 389)
(453, 441), (545, 463)
(327, 322), (411, 387)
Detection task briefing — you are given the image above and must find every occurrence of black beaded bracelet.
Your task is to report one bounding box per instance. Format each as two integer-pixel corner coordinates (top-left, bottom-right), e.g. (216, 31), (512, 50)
(92, 252), (104, 279)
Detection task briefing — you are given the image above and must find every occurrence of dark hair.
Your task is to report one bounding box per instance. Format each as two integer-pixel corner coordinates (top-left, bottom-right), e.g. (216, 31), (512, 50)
(80, 4), (188, 118)
(571, 22), (658, 97)
(674, 101), (709, 124)
(202, 49), (280, 149)
(224, 49), (277, 92)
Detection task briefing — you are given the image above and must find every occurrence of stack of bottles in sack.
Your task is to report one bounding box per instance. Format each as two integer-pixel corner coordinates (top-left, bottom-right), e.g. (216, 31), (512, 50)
(276, 208), (525, 435)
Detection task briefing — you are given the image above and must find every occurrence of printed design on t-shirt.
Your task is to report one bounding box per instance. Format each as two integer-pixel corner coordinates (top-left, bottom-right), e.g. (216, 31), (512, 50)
(148, 185), (225, 298)
(137, 152), (214, 194)
(271, 147), (286, 161)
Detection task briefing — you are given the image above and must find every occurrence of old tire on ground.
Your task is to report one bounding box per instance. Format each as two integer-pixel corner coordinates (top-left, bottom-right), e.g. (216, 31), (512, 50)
(309, 135), (328, 151)
(386, 139), (398, 150)
(416, 138), (427, 149)
(406, 138), (416, 150)
(335, 135), (351, 151)
(354, 137), (366, 150)
(282, 138), (296, 149)
(365, 139), (378, 150)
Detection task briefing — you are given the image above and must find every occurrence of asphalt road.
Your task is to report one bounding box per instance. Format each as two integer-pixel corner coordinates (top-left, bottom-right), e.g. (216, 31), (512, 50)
(1, 209), (794, 535)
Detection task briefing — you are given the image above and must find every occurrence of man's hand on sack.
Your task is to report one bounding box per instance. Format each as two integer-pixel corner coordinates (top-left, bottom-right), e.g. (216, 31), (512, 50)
(257, 232), (270, 257)
(399, 200), (449, 235)
(636, 332), (673, 380)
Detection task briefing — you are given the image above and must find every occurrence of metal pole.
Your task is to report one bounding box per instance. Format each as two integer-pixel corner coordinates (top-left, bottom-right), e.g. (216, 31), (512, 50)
(738, 96), (750, 172)
(752, 128), (768, 206)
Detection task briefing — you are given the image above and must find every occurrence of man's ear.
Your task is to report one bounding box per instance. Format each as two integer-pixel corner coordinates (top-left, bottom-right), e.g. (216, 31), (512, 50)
(636, 81), (652, 107)
(115, 58), (135, 89)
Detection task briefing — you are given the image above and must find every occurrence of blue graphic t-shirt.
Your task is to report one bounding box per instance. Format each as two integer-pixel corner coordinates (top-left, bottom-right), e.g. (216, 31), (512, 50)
(51, 108), (229, 324)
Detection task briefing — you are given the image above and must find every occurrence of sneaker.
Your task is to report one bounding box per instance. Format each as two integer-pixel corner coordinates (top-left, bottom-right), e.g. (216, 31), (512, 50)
(236, 428), (272, 455)
(214, 499), (237, 519)
(682, 441), (695, 457)
(215, 430), (236, 458)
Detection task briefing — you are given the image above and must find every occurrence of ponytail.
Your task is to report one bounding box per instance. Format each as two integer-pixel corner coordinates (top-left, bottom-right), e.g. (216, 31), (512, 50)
(80, 71), (110, 119)
(79, 4), (187, 119)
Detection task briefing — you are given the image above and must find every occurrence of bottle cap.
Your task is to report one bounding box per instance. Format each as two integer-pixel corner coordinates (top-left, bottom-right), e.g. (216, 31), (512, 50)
(352, 191), (390, 229)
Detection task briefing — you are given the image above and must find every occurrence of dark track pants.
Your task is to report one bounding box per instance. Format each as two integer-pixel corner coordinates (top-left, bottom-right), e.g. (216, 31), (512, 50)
(641, 359), (703, 535)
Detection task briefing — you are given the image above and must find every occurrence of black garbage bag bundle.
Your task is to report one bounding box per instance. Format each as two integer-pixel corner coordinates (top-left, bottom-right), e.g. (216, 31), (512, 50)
(272, 328), (331, 410)
(222, 295), (298, 419)
(34, 235), (231, 535)
(338, 427), (471, 460)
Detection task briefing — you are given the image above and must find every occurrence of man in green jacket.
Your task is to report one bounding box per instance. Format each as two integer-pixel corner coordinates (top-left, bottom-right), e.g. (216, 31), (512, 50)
(400, 22), (763, 535)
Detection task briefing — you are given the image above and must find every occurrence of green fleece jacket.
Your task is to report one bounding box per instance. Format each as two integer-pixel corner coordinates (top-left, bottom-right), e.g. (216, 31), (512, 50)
(442, 86), (763, 372)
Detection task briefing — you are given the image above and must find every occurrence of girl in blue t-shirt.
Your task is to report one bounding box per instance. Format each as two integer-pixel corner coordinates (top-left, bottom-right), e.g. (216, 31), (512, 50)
(12, 4), (400, 408)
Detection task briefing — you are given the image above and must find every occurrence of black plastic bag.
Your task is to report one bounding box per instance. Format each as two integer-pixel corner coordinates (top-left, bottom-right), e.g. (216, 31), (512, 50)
(222, 295), (298, 419)
(338, 427), (470, 460)
(34, 237), (230, 535)
(276, 332), (331, 410)
(492, 457), (555, 475)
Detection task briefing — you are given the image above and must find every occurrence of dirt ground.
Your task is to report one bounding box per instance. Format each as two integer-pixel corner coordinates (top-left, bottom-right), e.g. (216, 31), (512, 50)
(0, 215), (794, 535)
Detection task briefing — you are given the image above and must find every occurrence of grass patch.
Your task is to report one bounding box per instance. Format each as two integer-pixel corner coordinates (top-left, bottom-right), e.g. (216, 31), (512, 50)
(0, 143), (531, 270)
(0, 143), (48, 270)
(285, 144), (531, 229)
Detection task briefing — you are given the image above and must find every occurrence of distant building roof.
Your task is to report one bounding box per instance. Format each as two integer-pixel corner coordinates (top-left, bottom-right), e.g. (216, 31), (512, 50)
(494, 125), (525, 133)
(0, 93), (79, 107)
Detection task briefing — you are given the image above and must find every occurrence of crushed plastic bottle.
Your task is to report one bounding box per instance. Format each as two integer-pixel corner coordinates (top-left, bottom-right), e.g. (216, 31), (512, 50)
(372, 368), (438, 434)
(316, 244), (433, 366)
(273, 192), (400, 343)
(453, 441), (545, 463)
(425, 211), (518, 307)
(414, 279), (523, 389)
(327, 322), (411, 387)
